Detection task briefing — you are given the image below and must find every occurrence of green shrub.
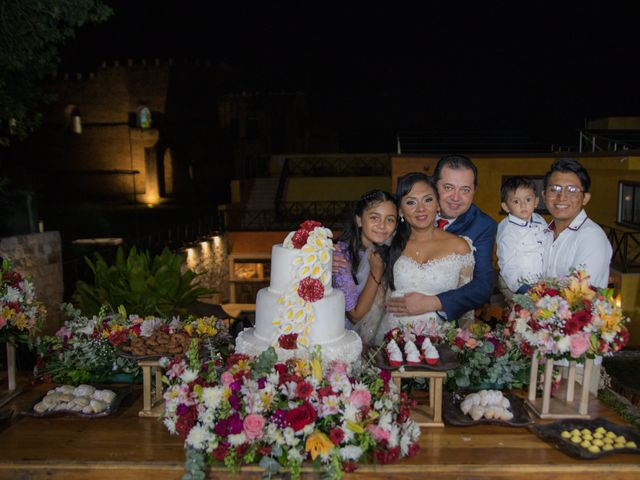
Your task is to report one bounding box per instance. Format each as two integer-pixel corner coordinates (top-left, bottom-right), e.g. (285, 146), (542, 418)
(72, 246), (213, 317)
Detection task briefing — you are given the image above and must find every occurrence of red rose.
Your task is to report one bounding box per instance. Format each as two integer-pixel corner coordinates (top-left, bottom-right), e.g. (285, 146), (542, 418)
(564, 316), (581, 335)
(454, 337), (466, 349)
(519, 342), (534, 357)
(546, 289), (560, 297)
(317, 385), (335, 398)
(210, 443), (229, 461)
(258, 445), (272, 456)
(291, 229), (309, 248)
(274, 363), (287, 384)
(407, 442), (420, 458)
(108, 330), (128, 347)
(571, 310), (591, 328)
(329, 427), (345, 445)
(527, 319), (541, 332)
(286, 401), (317, 431)
(278, 333), (298, 350)
(176, 405), (198, 440)
(342, 461), (359, 473)
(298, 277), (324, 302)
(296, 380), (313, 399)
(374, 445), (400, 464)
(300, 220), (322, 232)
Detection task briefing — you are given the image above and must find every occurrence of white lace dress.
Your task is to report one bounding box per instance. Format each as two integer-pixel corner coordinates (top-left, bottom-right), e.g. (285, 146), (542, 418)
(377, 237), (475, 343)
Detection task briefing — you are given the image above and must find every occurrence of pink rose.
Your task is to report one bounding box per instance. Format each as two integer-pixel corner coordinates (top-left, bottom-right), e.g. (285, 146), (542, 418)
(349, 389), (372, 409)
(329, 360), (348, 375)
(569, 333), (591, 358)
(220, 371), (234, 386)
(366, 424), (390, 442)
(465, 338), (478, 349)
(243, 414), (265, 441)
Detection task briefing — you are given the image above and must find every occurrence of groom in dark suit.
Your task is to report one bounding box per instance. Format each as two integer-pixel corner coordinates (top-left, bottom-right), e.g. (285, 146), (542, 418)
(387, 154), (497, 324)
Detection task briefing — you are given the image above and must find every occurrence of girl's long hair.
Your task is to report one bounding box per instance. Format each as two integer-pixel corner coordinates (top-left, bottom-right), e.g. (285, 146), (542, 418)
(386, 172), (438, 290)
(337, 189), (396, 282)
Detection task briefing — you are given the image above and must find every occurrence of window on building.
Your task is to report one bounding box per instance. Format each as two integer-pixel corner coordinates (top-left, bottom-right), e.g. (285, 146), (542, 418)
(618, 181), (640, 228)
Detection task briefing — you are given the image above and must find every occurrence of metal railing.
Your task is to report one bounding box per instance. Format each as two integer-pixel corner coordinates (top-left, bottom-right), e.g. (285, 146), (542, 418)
(285, 154), (390, 176)
(601, 224), (640, 272)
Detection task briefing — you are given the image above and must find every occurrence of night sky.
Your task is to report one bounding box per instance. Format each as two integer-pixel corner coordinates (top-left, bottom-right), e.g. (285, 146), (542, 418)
(61, 0), (640, 149)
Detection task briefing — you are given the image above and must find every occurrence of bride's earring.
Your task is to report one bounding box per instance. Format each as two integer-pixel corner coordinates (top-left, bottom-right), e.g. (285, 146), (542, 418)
(400, 216), (404, 223)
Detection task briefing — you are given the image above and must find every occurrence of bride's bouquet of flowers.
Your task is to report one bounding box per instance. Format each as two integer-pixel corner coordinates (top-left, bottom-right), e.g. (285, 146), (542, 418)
(162, 344), (421, 480)
(1, 258), (46, 345)
(508, 269), (629, 361)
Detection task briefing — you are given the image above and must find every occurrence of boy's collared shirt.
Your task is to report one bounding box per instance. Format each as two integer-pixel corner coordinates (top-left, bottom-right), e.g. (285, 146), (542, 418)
(497, 212), (548, 292)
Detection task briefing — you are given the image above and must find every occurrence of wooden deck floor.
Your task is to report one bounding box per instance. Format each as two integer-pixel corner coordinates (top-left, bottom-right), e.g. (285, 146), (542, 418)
(0, 382), (639, 479)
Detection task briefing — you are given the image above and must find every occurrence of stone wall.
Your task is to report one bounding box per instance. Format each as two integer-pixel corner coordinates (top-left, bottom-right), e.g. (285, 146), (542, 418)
(0, 232), (64, 334)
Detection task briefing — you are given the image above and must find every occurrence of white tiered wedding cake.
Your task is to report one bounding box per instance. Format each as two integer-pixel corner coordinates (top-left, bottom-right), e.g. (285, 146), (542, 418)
(234, 221), (363, 364)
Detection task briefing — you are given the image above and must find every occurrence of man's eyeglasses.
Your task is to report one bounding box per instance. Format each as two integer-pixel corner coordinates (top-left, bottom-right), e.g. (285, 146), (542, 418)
(546, 184), (584, 196)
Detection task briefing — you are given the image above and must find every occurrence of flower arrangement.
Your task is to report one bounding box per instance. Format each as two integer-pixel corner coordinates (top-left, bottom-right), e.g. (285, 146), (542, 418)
(35, 304), (140, 384)
(162, 344), (421, 480)
(446, 320), (528, 390)
(275, 220), (334, 348)
(1, 258), (46, 345)
(508, 270), (630, 361)
(35, 304), (229, 384)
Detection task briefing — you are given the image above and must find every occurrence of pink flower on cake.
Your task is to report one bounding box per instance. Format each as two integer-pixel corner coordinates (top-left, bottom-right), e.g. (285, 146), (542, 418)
(569, 332), (591, 358)
(243, 414), (265, 441)
(297, 277), (324, 302)
(349, 389), (372, 409)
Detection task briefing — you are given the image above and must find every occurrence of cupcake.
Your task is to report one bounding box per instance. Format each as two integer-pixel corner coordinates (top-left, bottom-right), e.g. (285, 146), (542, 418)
(424, 346), (439, 365)
(386, 339), (403, 367)
(404, 340), (422, 366)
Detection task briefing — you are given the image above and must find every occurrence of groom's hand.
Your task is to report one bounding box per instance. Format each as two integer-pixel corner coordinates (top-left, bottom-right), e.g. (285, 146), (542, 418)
(386, 293), (440, 316)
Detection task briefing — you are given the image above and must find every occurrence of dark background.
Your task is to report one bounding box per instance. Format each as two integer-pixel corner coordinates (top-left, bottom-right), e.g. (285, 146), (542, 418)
(59, 0), (640, 149)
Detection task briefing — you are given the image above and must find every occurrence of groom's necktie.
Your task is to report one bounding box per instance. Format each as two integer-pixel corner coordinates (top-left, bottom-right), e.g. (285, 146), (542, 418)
(436, 218), (449, 230)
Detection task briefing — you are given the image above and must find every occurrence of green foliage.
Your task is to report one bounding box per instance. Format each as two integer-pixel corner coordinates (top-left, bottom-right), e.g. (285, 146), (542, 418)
(0, 0), (112, 146)
(72, 246), (213, 317)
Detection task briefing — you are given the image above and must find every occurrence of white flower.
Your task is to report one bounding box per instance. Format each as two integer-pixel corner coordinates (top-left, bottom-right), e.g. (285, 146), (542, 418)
(343, 404), (359, 423)
(163, 417), (176, 435)
(287, 447), (303, 462)
(378, 412), (393, 431)
(283, 427), (300, 446)
(602, 330), (615, 342)
(140, 319), (161, 337)
(339, 445), (363, 461)
(228, 432), (247, 446)
(179, 368), (199, 384)
(556, 335), (571, 353)
(387, 424), (400, 448)
(3, 286), (21, 303)
(186, 424), (208, 450)
(201, 386), (223, 410)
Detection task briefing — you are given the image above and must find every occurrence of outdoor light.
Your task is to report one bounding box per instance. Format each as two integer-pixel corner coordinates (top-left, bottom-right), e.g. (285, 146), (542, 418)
(615, 293), (622, 309)
(71, 113), (82, 134)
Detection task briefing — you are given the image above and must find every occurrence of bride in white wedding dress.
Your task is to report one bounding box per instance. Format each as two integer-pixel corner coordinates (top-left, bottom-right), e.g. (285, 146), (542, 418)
(377, 173), (475, 343)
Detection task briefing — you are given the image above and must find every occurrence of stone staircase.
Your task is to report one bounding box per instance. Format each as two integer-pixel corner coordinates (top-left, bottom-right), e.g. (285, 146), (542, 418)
(239, 178), (279, 229)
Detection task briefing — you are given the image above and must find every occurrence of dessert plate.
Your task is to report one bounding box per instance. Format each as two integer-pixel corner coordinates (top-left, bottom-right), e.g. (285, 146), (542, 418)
(443, 391), (532, 427)
(23, 385), (131, 418)
(532, 417), (640, 459)
(376, 344), (459, 371)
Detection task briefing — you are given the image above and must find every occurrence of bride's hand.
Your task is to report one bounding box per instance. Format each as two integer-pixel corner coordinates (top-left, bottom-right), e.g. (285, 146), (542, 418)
(386, 293), (442, 316)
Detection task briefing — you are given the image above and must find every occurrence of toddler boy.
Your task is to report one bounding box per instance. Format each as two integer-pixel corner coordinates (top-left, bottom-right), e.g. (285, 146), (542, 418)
(496, 176), (549, 301)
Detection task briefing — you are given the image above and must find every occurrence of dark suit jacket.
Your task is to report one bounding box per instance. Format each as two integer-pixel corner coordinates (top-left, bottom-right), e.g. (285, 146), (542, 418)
(437, 203), (497, 323)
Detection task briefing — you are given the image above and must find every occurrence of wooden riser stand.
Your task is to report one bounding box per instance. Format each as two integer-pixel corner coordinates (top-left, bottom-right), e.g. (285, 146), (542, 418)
(138, 360), (165, 417)
(526, 354), (594, 419)
(0, 343), (21, 408)
(391, 370), (446, 427)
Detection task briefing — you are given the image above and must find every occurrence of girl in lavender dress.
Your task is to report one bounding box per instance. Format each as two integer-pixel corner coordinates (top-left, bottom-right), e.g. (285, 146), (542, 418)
(332, 190), (398, 346)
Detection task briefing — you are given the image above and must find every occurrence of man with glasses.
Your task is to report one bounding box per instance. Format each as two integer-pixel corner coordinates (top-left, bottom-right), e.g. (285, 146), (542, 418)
(542, 158), (612, 288)
(386, 154), (497, 325)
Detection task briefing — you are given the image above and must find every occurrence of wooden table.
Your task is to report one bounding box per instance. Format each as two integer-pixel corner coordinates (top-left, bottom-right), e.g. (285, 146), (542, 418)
(0, 382), (639, 480)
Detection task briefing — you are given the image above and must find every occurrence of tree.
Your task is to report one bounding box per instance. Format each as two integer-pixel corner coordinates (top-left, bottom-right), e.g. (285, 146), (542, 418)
(0, 0), (112, 146)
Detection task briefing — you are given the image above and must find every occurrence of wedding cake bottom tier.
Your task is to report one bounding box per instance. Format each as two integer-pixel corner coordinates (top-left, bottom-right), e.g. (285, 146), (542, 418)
(234, 328), (363, 365)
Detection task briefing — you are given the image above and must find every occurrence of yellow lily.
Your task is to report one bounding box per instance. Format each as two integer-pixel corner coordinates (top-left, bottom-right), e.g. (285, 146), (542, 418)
(305, 431), (334, 460)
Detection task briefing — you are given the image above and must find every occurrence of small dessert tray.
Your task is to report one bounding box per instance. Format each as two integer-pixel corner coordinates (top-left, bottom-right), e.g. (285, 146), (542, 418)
(532, 417), (640, 459)
(23, 385), (131, 418)
(115, 350), (167, 361)
(376, 344), (459, 372)
(443, 391), (533, 427)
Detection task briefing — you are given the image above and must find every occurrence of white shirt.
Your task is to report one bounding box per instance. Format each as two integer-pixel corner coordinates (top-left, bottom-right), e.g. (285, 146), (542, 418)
(497, 213), (549, 292)
(543, 209), (612, 288)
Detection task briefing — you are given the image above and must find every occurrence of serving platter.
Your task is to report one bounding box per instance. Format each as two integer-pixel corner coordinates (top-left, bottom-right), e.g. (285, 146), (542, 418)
(443, 391), (533, 427)
(532, 417), (640, 459)
(23, 385), (132, 418)
(376, 344), (459, 372)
